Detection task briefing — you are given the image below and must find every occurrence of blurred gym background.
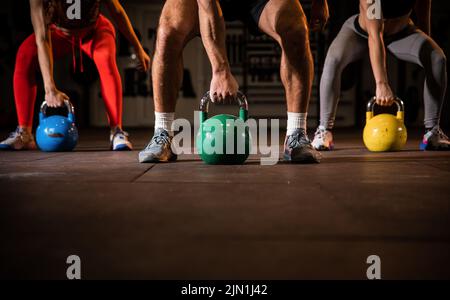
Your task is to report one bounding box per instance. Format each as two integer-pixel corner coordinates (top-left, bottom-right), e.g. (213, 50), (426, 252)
(0, 0), (449, 130)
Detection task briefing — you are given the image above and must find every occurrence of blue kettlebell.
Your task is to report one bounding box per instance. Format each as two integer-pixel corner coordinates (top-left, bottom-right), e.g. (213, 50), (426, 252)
(36, 100), (79, 152)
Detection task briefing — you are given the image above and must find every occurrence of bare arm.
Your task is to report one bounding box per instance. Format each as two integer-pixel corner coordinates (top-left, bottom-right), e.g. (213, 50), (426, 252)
(197, 0), (238, 102)
(415, 0), (431, 35)
(105, 0), (150, 71)
(360, 0), (394, 106)
(30, 0), (69, 107)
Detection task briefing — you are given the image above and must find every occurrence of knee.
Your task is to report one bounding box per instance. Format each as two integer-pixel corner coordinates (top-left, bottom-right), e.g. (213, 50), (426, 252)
(276, 21), (309, 53)
(425, 48), (448, 82)
(94, 47), (116, 67)
(156, 22), (189, 52)
(323, 52), (344, 74)
(432, 49), (447, 72)
(15, 40), (38, 72)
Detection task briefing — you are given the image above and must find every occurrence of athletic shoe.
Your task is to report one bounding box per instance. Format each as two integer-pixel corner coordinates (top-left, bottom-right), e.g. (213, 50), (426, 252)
(138, 128), (177, 163)
(312, 126), (335, 151)
(420, 126), (450, 151)
(110, 128), (133, 151)
(0, 127), (37, 151)
(284, 128), (322, 163)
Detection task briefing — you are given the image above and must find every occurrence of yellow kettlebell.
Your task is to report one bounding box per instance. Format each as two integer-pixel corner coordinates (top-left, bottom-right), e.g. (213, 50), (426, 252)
(363, 97), (407, 152)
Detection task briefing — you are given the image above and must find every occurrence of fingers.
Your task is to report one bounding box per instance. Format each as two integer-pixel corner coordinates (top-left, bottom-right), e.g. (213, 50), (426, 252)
(210, 92), (220, 103)
(210, 91), (236, 104)
(376, 97), (395, 107)
(46, 93), (70, 108)
(136, 57), (151, 73)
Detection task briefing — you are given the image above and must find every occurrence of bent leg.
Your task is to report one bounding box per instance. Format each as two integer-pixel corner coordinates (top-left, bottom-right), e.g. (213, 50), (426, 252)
(388, 31), (447, 129)
(13, 31), (72, 129)
(139, 0), (199, 163)
(13, 34), (40, 129)
(258, 0), (312, 114)
(258, 0), (322, 163)
(84, 18), (123, 129)
(153, 0), (199, 113)
(320, 16), (367, 129)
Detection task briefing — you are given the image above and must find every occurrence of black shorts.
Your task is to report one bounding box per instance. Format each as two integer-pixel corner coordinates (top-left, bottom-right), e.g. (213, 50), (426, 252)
(218, 0), (269, 35)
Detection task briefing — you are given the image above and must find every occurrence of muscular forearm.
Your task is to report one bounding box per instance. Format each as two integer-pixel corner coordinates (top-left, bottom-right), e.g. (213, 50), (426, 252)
(108, 5), (143, 52)
(368, 34), (389, 85)
(198, 0), (230, 74)
(35, 28), (56, 92)
(30, 0), (56, 92)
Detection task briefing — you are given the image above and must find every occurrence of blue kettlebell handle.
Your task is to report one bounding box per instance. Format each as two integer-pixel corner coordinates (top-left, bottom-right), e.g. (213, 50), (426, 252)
(199, 91), (249, 122)
(367, 97), (404, 113)
(40, 100), (76, 123)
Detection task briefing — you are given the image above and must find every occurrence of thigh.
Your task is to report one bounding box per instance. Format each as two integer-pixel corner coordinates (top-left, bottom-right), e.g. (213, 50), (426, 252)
(16, 30), (72, 66)
(325, 17), (368, 67)
(257, 0), (307, 42)
(82, 16), (116, 58)
(158, 0), (200, 41)
(388, 30), (446, 67)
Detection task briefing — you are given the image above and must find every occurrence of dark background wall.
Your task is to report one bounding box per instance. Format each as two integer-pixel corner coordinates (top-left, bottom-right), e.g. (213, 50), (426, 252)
(0, 0), (449, 129)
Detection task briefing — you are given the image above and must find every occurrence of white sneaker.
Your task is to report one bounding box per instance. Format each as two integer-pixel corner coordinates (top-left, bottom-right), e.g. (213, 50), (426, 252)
(0, 127), (37, 151)
(312, 126), (334, 151)
(110, 129), (133, 151)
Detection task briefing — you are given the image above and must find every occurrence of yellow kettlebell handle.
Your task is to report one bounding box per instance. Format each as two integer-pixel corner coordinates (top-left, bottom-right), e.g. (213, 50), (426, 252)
(366, 97), (405, 123)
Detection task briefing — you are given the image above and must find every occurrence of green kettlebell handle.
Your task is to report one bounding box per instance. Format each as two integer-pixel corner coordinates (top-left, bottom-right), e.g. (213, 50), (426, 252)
(199, 91), (249, 123)
(40, 100), (76, 123)
(366, 97), (405, 122)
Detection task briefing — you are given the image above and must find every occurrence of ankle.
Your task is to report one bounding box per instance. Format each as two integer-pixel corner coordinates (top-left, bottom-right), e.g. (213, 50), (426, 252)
(110, 126), (123, 134)
(18, 126), (33, 135)
(319, 125), (333, 132)
(287, 112), (307, 135)
(155, 112), (175, 136)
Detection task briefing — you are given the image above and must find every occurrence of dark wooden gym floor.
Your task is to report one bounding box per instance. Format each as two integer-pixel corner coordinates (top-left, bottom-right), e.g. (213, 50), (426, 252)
(1, 129), (449, 280)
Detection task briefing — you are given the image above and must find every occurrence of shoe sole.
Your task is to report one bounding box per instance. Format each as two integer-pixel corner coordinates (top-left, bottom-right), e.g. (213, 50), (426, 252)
(420, 145), (450, 151)
(0, 144), (37, 151)
(139, 154), (177, 163)
(113, 144), (133, 151)
(315, 145), (333, 151)
(313, 142), (334, 152)
(283, 154), (321, 164)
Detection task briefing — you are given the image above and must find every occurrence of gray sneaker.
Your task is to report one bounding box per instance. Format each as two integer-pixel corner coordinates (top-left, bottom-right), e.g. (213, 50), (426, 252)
(420, 126), (450, 151)
(284, 129), (322, 163)
(139, 129), (177, 163)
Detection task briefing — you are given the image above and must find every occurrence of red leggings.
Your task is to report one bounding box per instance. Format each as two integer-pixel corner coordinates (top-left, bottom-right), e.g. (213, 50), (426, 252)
(14, 15), (122, 128)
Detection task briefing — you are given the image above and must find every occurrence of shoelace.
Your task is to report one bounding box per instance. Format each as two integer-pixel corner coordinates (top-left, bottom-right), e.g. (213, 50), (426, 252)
(113, 130), (129, 140)
(315, 128), (327, 141)
(146, 133), (170, 150)
(288, 131), (310, 148)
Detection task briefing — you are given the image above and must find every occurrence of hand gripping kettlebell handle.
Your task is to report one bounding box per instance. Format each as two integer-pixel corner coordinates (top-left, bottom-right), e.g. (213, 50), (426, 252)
(199, 91), (249, 122)
(366, 97), (405, 122)
(40, 100), (76, 123)
(367, 97), (405, 113)
(199, 91), (249, 112)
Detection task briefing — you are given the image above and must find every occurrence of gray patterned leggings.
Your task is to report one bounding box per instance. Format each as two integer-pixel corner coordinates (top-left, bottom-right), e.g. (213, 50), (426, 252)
(320, 15), (447, 129)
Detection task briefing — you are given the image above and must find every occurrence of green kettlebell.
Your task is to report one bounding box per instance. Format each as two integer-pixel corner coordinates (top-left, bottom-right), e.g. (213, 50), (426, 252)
(196, 91), (251, 165)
